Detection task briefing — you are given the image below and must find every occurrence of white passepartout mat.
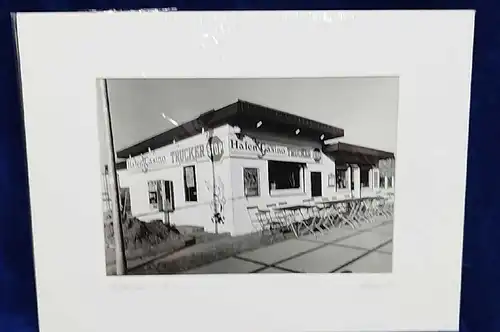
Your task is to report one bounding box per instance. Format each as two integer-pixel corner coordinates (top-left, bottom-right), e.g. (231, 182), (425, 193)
(15, 10), (474, 332)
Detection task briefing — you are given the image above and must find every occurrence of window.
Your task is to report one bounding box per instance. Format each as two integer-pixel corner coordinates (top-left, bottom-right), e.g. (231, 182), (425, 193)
(327, 173), (336, 187)
(243, 168), (260, 197)
(268, 161), (303, 191)
(336, 168), (348, 190)
(380, 175), (386, 189)
(387, 176), (394, 188)
(148, 180), (162, 210)
(183, 165), (198, 202)
(360, 168), (370, 188)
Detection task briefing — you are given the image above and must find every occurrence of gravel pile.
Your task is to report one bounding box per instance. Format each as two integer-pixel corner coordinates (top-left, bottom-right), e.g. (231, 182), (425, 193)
(104, 216), (182, 252)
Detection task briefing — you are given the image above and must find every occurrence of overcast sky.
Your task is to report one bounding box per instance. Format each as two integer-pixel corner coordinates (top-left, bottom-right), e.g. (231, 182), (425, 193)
(97, 77), (399, 168)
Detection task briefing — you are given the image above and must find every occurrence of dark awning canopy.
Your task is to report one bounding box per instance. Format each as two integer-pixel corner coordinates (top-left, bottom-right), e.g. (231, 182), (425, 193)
(117, 100), (345, 159)
(323, 142), (394, 167)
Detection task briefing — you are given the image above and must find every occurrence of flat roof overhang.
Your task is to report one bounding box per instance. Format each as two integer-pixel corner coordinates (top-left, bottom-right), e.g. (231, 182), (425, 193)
(116, 100), (345, 159)
(323, 142), (394, 167)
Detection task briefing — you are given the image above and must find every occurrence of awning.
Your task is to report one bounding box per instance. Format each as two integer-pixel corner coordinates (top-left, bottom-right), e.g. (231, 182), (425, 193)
(323, 142), (395, 168)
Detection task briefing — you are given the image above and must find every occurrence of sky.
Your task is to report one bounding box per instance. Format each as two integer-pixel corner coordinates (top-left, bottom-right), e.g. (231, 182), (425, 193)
(97, 77), (399, 168)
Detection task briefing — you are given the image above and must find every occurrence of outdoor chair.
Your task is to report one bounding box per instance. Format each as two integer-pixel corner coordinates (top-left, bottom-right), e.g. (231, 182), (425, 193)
(314, 197), (334, 230)
(246, 206), (269, 233)
(376, 193), (394, 220)
(385, 193), (395, 218)
(333, 199), (358, 229)
(357, 197), (377, 224)
(301, 198), (327, 234)
(274, 201), (301, 235)
(264, 203), (287, 234)
(276, 201), (292, 221)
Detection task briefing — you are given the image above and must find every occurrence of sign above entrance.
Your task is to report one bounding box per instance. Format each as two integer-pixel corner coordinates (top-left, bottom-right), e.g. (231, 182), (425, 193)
(126, 151), (168, 173)
(171, 135), (224, 164)
(229, 137), (322, 163)
(126, 135), (226, 172)
(170, 144), (206, 164)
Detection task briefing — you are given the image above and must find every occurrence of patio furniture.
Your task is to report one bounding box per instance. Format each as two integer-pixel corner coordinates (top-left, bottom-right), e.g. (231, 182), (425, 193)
(384, 193), (395, 218)
(298, 198), (324, 233)
(275, 201), (296, 225)
(353, 197), (376, 224)
(273, 203), (317, 238)
(305, 200), (328, 234)
(375, 192), (394, 220)
(314, 198), (338, 230)
(246, 206), (270, 233)
(264, 203), (287, 234)
(323, 198), (363, 229)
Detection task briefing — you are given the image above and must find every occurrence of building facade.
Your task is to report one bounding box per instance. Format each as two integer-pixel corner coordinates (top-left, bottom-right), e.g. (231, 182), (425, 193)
(111, 100), (395, 235)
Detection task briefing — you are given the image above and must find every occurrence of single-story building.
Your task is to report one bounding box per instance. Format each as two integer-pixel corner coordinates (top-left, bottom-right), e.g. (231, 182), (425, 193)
(109, 100), (395, 235)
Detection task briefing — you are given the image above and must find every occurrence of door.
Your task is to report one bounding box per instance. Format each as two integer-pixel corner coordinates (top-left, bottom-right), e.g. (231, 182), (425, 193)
(310, 172), (322, 197)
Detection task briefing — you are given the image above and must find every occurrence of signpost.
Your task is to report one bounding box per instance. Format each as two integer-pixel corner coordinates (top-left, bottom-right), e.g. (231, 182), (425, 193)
(207, 134), (224, 234)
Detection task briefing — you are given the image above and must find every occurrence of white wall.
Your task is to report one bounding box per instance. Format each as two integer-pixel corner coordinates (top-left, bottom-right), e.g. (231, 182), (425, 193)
(117, 125), (236, 234)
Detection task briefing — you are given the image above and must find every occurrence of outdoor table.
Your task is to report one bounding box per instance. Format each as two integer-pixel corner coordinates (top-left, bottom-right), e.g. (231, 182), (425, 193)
(320, 198), (362, 229)
(273, 204), (321, 237)
(314, 201), (340, 229)
(355, 196), (381, 224)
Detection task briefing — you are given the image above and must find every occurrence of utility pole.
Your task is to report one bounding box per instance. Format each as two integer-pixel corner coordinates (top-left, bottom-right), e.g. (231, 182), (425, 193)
(99, 79), (127, 275)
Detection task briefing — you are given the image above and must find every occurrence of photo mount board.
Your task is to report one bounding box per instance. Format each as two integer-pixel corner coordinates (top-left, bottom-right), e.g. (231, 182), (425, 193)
(15, 10), (474, 332)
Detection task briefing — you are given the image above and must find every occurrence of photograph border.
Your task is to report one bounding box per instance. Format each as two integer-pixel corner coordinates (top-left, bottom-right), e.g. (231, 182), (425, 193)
(16, 10), (474, 332)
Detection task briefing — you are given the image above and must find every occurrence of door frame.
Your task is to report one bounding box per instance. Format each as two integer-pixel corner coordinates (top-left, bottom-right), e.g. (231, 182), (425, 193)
(310, 171), (322, 197)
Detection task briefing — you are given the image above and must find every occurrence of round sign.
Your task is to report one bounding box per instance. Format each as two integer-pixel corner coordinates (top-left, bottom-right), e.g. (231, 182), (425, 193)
(207, 136), (224, 162)
(312, 148), (322, 162)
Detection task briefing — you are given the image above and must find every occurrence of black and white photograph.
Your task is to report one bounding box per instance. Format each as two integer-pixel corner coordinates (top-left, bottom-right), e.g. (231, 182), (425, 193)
(98, 77), (398, 275)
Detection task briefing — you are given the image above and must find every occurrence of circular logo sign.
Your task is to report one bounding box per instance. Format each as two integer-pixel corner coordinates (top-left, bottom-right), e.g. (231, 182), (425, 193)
(207, 136), (224, 162)
(312, 148), (322, 162)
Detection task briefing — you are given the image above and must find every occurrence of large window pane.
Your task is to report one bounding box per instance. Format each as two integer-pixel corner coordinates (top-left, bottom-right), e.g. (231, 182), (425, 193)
(268, 161), (302, 190)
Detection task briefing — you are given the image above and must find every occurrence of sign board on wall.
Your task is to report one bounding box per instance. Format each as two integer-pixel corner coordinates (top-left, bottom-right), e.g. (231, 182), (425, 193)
(228, 137), (322, 164)
(126, 135), (226, 172)
(126, 151), (168, 172)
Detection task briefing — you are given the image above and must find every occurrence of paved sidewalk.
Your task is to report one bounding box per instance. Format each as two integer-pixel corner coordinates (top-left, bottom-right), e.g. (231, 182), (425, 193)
(186, 219), (394, 274)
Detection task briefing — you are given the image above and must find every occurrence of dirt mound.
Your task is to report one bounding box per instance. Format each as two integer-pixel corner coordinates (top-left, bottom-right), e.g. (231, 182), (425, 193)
(105, 217), (183, 252)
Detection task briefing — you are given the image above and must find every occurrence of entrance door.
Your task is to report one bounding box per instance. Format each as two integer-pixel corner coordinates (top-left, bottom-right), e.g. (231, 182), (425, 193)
(310, 172), (322, 197)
